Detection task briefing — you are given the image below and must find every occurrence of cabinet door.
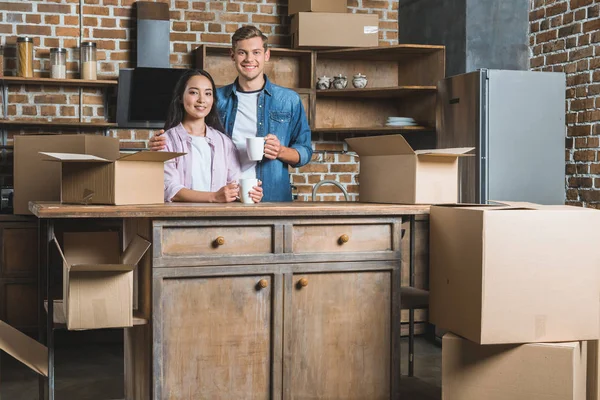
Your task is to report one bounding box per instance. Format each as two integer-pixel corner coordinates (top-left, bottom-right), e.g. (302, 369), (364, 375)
(290, 271), (392, 400)
(156, 274), (275, 400)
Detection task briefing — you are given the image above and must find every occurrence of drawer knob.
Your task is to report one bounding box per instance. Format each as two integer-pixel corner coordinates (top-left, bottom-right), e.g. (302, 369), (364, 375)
(298, 278), (309, 288)
(338, 234), (350, 244)
(258, 279), (269, 289)
(214, 236), (225, 247)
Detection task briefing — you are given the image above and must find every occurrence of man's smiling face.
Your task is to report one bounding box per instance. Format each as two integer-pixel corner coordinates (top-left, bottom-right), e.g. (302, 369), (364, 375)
(231, 36), (270, 84)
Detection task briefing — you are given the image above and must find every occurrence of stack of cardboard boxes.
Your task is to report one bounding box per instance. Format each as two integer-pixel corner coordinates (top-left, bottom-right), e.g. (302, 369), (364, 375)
(430, 203), (600, 399)
(289, 0), (379, 48)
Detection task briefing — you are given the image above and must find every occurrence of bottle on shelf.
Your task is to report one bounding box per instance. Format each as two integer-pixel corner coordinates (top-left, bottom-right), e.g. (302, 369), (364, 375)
(50, 48), (67, 79)
(16, 37), (34, 78)
(80, 41), (97, 80)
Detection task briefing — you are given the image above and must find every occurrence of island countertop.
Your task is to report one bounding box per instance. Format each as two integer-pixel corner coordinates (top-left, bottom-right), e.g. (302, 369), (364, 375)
(29, 201), (430, 219)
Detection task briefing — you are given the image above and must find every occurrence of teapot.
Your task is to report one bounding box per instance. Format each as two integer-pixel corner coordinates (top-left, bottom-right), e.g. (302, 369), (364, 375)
(332, 74), (348, 90)
(316, 75), (332, 90)
(352, 73), (368, 89)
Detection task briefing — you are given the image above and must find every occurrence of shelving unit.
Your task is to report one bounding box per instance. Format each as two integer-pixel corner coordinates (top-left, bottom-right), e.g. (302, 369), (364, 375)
(315, 45), (445, 134)
(0, 76), (118, 135)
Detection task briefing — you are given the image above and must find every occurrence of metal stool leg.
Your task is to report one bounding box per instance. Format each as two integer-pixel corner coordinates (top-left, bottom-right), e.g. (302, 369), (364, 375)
(408, 216), (415, 377)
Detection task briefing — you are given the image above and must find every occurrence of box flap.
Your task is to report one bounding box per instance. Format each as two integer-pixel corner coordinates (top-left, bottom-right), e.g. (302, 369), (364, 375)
(39, 152), (112, 163)
(53, 236), (69, 268)
(346, 135), (415, 156)
(70, 264), (135, 273)
(415, 147), (475, 157)
(120, 235), (151, 266)
(0, 321), (48, 377)
(117, 151), (185, 163)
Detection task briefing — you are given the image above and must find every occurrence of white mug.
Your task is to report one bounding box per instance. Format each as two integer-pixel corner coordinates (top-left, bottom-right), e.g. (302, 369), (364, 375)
(246, 137), (265, 162)
(239, 178), (258, 204)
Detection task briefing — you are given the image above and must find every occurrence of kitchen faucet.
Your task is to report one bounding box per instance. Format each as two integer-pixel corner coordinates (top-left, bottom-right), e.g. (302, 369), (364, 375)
(311, 180), (349, 201)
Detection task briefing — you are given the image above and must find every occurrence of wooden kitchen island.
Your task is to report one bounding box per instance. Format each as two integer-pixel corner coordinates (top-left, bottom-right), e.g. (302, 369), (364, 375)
(30, 202), (430, 400)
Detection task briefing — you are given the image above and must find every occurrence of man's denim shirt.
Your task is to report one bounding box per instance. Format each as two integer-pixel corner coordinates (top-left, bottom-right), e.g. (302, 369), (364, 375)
(217, 75), (313, 202)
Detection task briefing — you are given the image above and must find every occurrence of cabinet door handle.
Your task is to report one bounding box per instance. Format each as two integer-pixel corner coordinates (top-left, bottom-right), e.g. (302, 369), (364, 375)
(258, 279), (269, 289)
(338, 234), (350, 244)
(298, 278), (309, 288)
(214, 236), (225, 247)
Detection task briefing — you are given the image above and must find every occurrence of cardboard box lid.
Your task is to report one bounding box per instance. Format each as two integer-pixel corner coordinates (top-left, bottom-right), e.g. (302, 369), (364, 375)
(346, 135), (473, 157)
(40, 151), (184, 164)
(0, 320), (48, 377)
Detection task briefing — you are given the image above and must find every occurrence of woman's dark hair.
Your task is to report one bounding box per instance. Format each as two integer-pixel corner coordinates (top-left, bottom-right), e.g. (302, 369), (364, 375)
(163, 69), (224, 132)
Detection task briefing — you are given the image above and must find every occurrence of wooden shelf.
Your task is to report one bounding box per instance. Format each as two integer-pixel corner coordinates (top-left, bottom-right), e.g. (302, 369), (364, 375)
(316, 86), (436, 99)
(0, 76), (118, 88)
(44, 300), (148, 328)
(317, 44), (446, 60)
(313, 126), (433, 134)
(0, 119), (117, 129)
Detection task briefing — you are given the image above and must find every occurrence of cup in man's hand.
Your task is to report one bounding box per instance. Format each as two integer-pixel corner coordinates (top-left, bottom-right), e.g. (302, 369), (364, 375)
(246, 137), (266, 161)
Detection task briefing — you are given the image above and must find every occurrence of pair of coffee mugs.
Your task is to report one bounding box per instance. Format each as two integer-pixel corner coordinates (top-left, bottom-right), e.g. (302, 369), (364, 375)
(239, 137), (266, 204)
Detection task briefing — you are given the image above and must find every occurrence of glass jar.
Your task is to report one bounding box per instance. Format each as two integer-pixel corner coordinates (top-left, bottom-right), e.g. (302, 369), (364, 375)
(50, 48), (66, 79)
(80, 41), (97, 80)
(16, 37), (34, 78)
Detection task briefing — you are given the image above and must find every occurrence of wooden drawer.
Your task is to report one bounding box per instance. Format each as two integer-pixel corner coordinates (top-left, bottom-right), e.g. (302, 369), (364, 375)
(292, 223), (393, 254)
(160, 225), (275, 256)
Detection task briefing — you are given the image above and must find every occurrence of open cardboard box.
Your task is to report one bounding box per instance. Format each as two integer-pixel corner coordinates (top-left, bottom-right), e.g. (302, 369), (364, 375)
(14, 134), (120, 215)
(430, 202), (600, 344)
(346, 135), (474, 204)
(443, 333), (586, 400)
(0, 320), (48, 377)
(40, 151), (183, 205)
(54, 231), (150, 330)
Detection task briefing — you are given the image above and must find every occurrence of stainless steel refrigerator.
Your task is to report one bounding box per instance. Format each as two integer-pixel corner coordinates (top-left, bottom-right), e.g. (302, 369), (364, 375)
(437, 69), (566, 204)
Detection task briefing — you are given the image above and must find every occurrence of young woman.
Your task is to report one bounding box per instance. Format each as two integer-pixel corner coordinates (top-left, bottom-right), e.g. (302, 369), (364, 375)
(162, 69), (263, 203)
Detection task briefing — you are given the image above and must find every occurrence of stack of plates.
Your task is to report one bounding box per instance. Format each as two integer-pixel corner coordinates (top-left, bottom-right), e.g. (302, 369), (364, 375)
(386, 117), (417, 127)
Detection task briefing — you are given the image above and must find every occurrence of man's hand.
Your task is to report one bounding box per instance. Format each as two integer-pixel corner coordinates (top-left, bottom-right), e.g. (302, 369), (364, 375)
(264, 134), (281, 160)
(249, 181), (263, 203)
(211, 182), (239, 203)
(149, 130), (167, 151)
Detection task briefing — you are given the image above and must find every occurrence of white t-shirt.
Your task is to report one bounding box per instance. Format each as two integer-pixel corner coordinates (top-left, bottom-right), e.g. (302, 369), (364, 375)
(190, 135), (212, 192)
(231, 90), (260, 179)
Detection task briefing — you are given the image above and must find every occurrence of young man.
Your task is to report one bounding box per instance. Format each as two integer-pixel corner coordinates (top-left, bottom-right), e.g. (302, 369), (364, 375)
(150, 25), (312, 202)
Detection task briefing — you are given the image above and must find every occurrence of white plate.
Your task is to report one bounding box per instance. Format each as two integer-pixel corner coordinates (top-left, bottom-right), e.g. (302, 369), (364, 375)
(386, 122), (419, 126)
(387, 117), (415, 122)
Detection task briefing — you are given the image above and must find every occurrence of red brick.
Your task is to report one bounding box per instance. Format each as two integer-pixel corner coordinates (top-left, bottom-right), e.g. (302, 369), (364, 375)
(570, 0), (593, 8)
(583, 18), (600, 32)
(569, 125), (592, 136)
(38, 3), (72, 13)
(0, 1), (32, 11)
(184, 11), (215, 21)
(17, 25), (52, 36)
(56, 27), (80, 37)
(82, 6), (110, 16)
(93, 29), (127, 39)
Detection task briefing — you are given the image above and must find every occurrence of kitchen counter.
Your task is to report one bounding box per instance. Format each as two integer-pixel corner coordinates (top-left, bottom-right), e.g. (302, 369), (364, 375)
(30, 201), (429, 400)
(29, 201), (430, 219)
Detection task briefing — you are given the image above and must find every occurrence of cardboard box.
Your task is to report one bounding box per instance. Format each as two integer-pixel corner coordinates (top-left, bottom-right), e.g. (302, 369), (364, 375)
(41, 151), (183, 205)
(430, 203), (600, 344)
(0, 320), (48, 377)
(54, 231), (150, 330)
(346, 135), (473, 204)
(288, 0), (347, 15)
(443, 333), (586, 400)
(14, 135), (120, 215)
(291, 12), (379, 48)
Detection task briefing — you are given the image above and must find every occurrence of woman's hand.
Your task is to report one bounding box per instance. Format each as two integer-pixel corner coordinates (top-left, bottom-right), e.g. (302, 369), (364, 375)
(149, 129), (167, 151)
(249, 180), (263, 203)
(212, 182), (239, 203)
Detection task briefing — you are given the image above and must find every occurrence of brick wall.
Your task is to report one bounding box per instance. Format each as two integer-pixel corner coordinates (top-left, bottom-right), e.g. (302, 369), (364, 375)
(530, 0), (600, 208)
(0, 0), (398, 201)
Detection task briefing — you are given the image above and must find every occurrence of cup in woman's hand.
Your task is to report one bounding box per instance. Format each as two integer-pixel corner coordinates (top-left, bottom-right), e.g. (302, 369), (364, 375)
(239, 178), (259, 204)
(246, 137), (265, 161)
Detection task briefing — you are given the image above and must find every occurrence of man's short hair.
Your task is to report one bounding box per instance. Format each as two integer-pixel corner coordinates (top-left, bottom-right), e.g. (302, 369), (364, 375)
(232, 25), (268, 51)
